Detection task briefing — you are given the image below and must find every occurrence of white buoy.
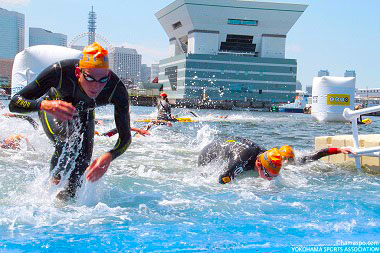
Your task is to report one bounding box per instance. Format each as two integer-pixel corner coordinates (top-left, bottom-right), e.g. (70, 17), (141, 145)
(311, 76), (355, 122)
(11, 45), (81, 97)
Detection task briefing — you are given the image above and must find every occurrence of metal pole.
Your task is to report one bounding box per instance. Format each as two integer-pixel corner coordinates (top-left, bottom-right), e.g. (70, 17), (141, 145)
(351, 119), (362, 171)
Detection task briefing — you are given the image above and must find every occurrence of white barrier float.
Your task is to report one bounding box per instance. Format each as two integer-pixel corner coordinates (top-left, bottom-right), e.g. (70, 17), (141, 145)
(312, 76), (355, 122)
(11, 45), (81, 97)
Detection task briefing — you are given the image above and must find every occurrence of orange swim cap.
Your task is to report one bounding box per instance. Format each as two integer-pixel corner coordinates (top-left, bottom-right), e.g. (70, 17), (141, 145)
(259, 148), (282, 175)
(279, 145), (295, 160)
(79, 42), (109, 69)
(160, 92), (167, 98)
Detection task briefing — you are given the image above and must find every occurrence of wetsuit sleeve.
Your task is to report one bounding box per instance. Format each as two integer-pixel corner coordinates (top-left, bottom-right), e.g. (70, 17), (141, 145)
(198, 142), (219, 166)
(218, 161), (245, 184)
(299, 148), (337, 164)
(218, 142), (263, 183)
(109, 81), (132, 160)
(101, 128), (118, 137)
(9, 63), (60, 113)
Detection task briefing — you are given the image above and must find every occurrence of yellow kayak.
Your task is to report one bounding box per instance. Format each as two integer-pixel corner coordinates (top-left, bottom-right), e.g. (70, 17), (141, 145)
(362, 118), (372, 125)
(135, 117), (198, 123)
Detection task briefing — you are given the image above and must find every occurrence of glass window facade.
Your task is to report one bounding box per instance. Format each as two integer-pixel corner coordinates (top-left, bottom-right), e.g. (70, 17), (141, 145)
(159, 54), (297, 103)
(29, 28), (67, 47)
(0, 8), (25, 59)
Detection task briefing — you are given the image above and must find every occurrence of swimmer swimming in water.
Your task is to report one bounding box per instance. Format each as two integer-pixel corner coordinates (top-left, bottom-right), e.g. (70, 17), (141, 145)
(198, 136), (355, 184)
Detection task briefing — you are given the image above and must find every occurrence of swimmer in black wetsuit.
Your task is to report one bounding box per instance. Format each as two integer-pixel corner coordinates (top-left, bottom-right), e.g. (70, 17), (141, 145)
(9, 42), (132, 200)
(198, 137), (355, 184)
(198, 136), (283, 184)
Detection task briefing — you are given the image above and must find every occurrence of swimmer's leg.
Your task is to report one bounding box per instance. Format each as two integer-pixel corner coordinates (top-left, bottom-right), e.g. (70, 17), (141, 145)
(54, 119), (94, 201)
(56, 161), (89, 201)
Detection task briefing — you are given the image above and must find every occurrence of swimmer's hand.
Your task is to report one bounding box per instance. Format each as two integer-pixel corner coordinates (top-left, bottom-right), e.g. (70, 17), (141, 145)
(86, 152), (112, 182)
(339, 147), (356, 155)
(132, 128), (150, 136)
(40, 100), (76, 121)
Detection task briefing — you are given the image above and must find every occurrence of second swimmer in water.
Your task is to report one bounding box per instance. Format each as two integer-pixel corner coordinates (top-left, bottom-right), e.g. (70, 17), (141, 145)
(198, 136), (355, 184)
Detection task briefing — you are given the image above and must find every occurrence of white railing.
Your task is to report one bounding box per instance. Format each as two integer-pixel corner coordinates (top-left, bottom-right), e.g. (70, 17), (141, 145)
(343, 105), (380, 170)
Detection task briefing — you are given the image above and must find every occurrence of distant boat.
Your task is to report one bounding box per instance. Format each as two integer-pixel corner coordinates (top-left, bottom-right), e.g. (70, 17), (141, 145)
(278, 94), (309, 113)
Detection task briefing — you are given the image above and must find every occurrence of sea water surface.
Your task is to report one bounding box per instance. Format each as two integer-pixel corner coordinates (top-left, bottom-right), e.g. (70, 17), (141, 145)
(0, 104), (379, 252)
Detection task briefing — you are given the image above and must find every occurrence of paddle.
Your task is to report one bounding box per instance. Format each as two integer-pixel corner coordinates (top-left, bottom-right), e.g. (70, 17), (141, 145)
(189, 111), (199, 118)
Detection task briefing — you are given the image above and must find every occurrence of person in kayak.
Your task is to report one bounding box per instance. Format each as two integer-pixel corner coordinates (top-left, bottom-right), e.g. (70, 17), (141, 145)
(157, 92), (176, 121)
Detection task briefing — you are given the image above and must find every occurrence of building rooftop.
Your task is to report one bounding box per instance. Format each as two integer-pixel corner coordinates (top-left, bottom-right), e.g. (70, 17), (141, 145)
(155, 0), (307, 57)
(156, 0), (307, 36)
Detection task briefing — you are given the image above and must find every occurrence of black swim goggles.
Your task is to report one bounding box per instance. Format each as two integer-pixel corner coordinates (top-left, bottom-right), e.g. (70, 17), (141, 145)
(259, 164), (278, 179)
(81, 69), (110, 84)
(262, 166), (274, 178)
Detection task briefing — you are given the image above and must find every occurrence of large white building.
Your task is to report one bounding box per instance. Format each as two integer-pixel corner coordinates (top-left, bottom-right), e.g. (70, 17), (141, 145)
(0, 8), (25, 59)
(110, 47), (142, 84)
(29, 27), (67, 47)
(356, 88), (380, 98)
(155, 0), (307, 106)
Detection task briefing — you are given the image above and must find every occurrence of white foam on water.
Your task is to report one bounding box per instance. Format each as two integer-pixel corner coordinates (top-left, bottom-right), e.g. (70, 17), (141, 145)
(1, 105), (380, 250)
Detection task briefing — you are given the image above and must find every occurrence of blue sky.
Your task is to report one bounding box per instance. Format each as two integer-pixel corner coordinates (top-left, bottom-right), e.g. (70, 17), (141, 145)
(1, 0), (379, 88)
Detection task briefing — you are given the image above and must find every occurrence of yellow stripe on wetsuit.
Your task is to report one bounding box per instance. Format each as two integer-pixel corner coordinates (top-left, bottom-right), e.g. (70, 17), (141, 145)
(44, 111), (55, 135)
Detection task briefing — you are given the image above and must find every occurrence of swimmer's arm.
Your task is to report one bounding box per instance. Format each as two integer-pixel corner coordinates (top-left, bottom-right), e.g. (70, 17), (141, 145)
(86, 86), (132, 182)
(108, 85), (132, 160)
(97, 127), (118, 137)
(131, 127), (150, 136)
(2, 113), (39, 130)
(86, 110), (132, 182)
(299, 148), (354, 164)
(218, 162), (244, 184)
(98, 127), (149, 137)
(9, 64), (60, 113)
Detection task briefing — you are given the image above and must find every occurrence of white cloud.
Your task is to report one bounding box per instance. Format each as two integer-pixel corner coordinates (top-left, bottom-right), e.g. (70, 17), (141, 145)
(0, 0), (30, 5)
(118, 41), (169, 66)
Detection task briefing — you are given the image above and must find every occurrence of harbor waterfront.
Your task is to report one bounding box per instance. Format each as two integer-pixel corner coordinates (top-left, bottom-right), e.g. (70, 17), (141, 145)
(0, 105), (379, 251)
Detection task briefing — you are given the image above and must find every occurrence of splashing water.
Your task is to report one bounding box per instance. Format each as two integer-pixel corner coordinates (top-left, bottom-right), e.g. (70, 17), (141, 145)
(0, 105), (379, 252)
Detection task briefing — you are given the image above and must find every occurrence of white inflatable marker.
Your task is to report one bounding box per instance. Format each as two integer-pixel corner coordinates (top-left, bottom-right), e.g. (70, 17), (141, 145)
(11, 45), (82, 97)
(311, 76), (355, 122)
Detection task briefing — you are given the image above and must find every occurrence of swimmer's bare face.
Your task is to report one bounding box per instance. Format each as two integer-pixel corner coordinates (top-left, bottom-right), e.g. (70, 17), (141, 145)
(76, 67), (110, 99)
